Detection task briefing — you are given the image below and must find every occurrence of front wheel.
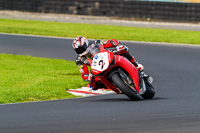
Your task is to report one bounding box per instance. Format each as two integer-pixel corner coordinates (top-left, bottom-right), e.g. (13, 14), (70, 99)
(110, 73), (140, 101)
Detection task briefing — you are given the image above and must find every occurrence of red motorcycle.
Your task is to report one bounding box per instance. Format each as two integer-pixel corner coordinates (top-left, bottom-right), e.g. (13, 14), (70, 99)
(90, 45), (155, 100)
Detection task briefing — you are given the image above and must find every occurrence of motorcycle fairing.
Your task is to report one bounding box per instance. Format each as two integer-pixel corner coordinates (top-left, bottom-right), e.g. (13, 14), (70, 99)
(90, 45), (140, 93)
(91, 52), (110, 74)
(114, 55), (140, 92)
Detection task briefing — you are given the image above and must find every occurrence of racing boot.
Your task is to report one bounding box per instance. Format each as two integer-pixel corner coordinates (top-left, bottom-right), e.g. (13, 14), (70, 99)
(133, 61), (153, 84)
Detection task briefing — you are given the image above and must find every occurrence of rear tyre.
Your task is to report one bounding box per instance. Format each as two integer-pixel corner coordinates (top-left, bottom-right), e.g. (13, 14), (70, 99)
(141, 81), (155, 99)
(110, 73), (140, 101)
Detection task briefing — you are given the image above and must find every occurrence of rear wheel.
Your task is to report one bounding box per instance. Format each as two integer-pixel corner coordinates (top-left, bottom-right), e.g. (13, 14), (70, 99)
(110, 73), (140, 101)
(141, 81), (155, 99)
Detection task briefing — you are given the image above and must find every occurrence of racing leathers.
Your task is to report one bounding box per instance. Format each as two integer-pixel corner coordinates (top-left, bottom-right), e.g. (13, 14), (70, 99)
(75, 39), (143, 90)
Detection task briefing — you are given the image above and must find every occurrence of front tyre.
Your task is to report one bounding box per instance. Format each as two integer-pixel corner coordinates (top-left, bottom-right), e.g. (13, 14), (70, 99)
(110, 73), (140, 101)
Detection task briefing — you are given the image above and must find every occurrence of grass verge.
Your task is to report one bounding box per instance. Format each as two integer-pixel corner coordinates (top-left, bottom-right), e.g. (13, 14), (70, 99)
(0, 54), (87, 104)
(0, 18), (200, 44)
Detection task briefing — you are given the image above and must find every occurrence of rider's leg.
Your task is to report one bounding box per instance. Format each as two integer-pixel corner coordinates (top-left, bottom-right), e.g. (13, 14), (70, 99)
(120, 53), (144, 71)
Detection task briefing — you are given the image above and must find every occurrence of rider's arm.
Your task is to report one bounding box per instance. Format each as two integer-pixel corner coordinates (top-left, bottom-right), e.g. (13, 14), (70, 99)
(103, 39), (121, 48)
(103, 39), (130, 55)
(75, 56), (90, 81)
(103, 39), (137, 67)
(103, 39), (144, 71)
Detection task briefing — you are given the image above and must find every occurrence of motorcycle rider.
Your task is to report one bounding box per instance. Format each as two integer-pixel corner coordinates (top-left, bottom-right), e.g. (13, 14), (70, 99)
(72, 36), (144, 90)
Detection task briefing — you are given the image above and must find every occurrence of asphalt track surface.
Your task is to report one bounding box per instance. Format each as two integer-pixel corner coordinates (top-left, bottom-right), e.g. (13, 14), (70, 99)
(0, 34), (200, 133)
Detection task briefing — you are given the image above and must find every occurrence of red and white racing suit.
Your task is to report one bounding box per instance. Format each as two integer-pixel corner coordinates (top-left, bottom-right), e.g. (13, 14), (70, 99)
(75, 39), (142, 90)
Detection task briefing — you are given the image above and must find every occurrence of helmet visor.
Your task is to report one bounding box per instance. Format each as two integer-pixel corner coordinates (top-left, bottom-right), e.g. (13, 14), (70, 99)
(74, 43), (88, 55)
(79, 48), (89, 57)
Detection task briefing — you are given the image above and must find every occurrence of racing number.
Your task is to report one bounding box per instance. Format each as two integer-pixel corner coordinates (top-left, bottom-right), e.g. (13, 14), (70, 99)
(99, 60), (105, 70)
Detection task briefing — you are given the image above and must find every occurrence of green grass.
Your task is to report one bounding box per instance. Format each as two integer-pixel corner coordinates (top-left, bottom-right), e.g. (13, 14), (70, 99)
(0, 18), (200, 44)
(0, 54), (87, 104)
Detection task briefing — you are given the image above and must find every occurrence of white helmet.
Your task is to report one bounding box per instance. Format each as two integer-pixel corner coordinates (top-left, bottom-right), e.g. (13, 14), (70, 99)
(72, 36), (89, 56)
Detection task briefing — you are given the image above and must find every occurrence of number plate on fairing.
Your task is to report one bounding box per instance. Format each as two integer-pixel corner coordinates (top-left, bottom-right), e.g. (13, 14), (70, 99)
(91, 52), (109, 72)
